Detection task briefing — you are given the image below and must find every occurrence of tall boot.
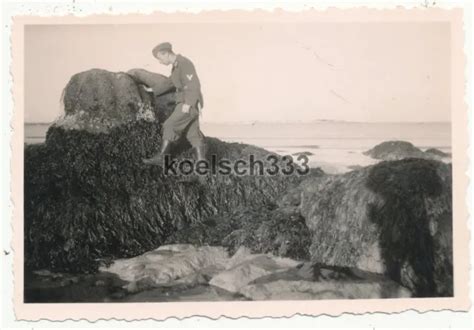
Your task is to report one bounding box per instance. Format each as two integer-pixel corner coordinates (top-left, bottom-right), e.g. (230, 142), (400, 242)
(195, 145), (208, 184)
(142, 139), (171, 166)
(195, 145), (206, 162)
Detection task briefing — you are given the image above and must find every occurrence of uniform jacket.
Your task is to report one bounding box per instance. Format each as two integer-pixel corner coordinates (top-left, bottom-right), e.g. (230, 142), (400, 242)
(170, 54), (204, 109)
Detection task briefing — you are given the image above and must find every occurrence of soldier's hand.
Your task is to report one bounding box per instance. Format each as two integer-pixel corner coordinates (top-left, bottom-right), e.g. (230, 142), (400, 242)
(182, 104), (191, 113)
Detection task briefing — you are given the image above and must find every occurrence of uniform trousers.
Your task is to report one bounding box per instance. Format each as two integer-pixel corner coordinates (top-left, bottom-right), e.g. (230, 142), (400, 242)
(162, 103), (204, 148)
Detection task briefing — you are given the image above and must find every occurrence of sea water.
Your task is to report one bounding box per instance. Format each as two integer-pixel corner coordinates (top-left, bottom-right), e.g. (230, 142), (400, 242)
(25, 121), (451, 174)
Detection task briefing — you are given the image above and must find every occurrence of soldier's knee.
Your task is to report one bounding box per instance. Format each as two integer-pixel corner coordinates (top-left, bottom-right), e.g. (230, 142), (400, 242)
(162, 122), (176, 141)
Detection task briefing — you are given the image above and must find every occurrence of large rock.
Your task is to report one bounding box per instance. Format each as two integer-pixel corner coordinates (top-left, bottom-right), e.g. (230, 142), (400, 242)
(164, 203), (315, 262)
(298, 158), (452, 297)
(24, 69), (307, 273)
(209, 247), (302, 293)
(25, 68), (453, 301)
(239, 263), (411, 300)
(59, 69), (162, 133)
(101, 244), (229, 293)
(240, 279), (411, 300)
(208, 248), (410, 300)
(164, 167), (323, 261)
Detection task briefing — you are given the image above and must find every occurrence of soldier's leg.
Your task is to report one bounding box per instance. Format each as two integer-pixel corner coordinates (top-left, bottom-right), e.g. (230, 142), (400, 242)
(144, 104), (193, 166)
(185, 107), (205, 161)
(162, 104), (194, 142)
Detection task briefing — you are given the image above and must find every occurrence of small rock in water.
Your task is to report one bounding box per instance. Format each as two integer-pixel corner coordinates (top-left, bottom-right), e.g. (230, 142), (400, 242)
(363, 140), (422, 160)
(424, 148), (451, 158)
(292, 151), (314, 157)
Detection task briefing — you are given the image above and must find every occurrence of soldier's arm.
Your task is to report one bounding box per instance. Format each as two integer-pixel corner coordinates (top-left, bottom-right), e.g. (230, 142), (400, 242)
(179, 59), (201, 107)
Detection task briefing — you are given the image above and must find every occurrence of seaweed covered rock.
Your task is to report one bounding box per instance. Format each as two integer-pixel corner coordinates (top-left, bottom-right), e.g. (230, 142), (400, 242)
(163, 168), (324, 261)
(298, 158), (452, 297)
(59, 69), (164, 133)
(24, 69), (307, 273)
(425, 148), (451, 158)
(364, 141), (451, 162)
(363, 141), (425, 160)
(164, 204), (313, 261)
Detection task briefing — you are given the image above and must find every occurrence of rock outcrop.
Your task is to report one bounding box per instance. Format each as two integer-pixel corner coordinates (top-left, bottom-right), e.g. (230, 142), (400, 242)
(100, 244), (411, 300)
(364, 140), (451, 162)
(209, 247), (302, 293)
(59, 69), (159, 133)
(164, 195), (317, 261)
(24, 69), (307, 273)
(100, 157), (453, 298)
(425, 148), (451, 158)
(364, 141), (422, 160)
(239, 263), (412, 300)
(101, 244), (229, 293)
(25, 68), (453, 299)
(295, 158), (452, 296)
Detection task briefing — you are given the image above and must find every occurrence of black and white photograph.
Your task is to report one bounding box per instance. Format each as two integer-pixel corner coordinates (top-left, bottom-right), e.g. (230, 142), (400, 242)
(7, 4), (470, 322)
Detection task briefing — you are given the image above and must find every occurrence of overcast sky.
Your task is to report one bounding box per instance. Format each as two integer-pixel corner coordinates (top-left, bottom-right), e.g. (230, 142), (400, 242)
(25, 22), (450, 123)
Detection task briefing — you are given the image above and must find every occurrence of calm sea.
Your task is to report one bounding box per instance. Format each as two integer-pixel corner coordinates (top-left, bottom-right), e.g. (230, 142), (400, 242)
(25, 121), (451, 173)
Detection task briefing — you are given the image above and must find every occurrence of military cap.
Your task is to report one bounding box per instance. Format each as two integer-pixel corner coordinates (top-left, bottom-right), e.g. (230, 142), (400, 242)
(152, 42), (173, 57)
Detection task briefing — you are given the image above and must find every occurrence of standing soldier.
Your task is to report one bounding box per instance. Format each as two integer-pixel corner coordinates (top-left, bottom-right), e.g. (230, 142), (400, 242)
(143, 42), (205, 166)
